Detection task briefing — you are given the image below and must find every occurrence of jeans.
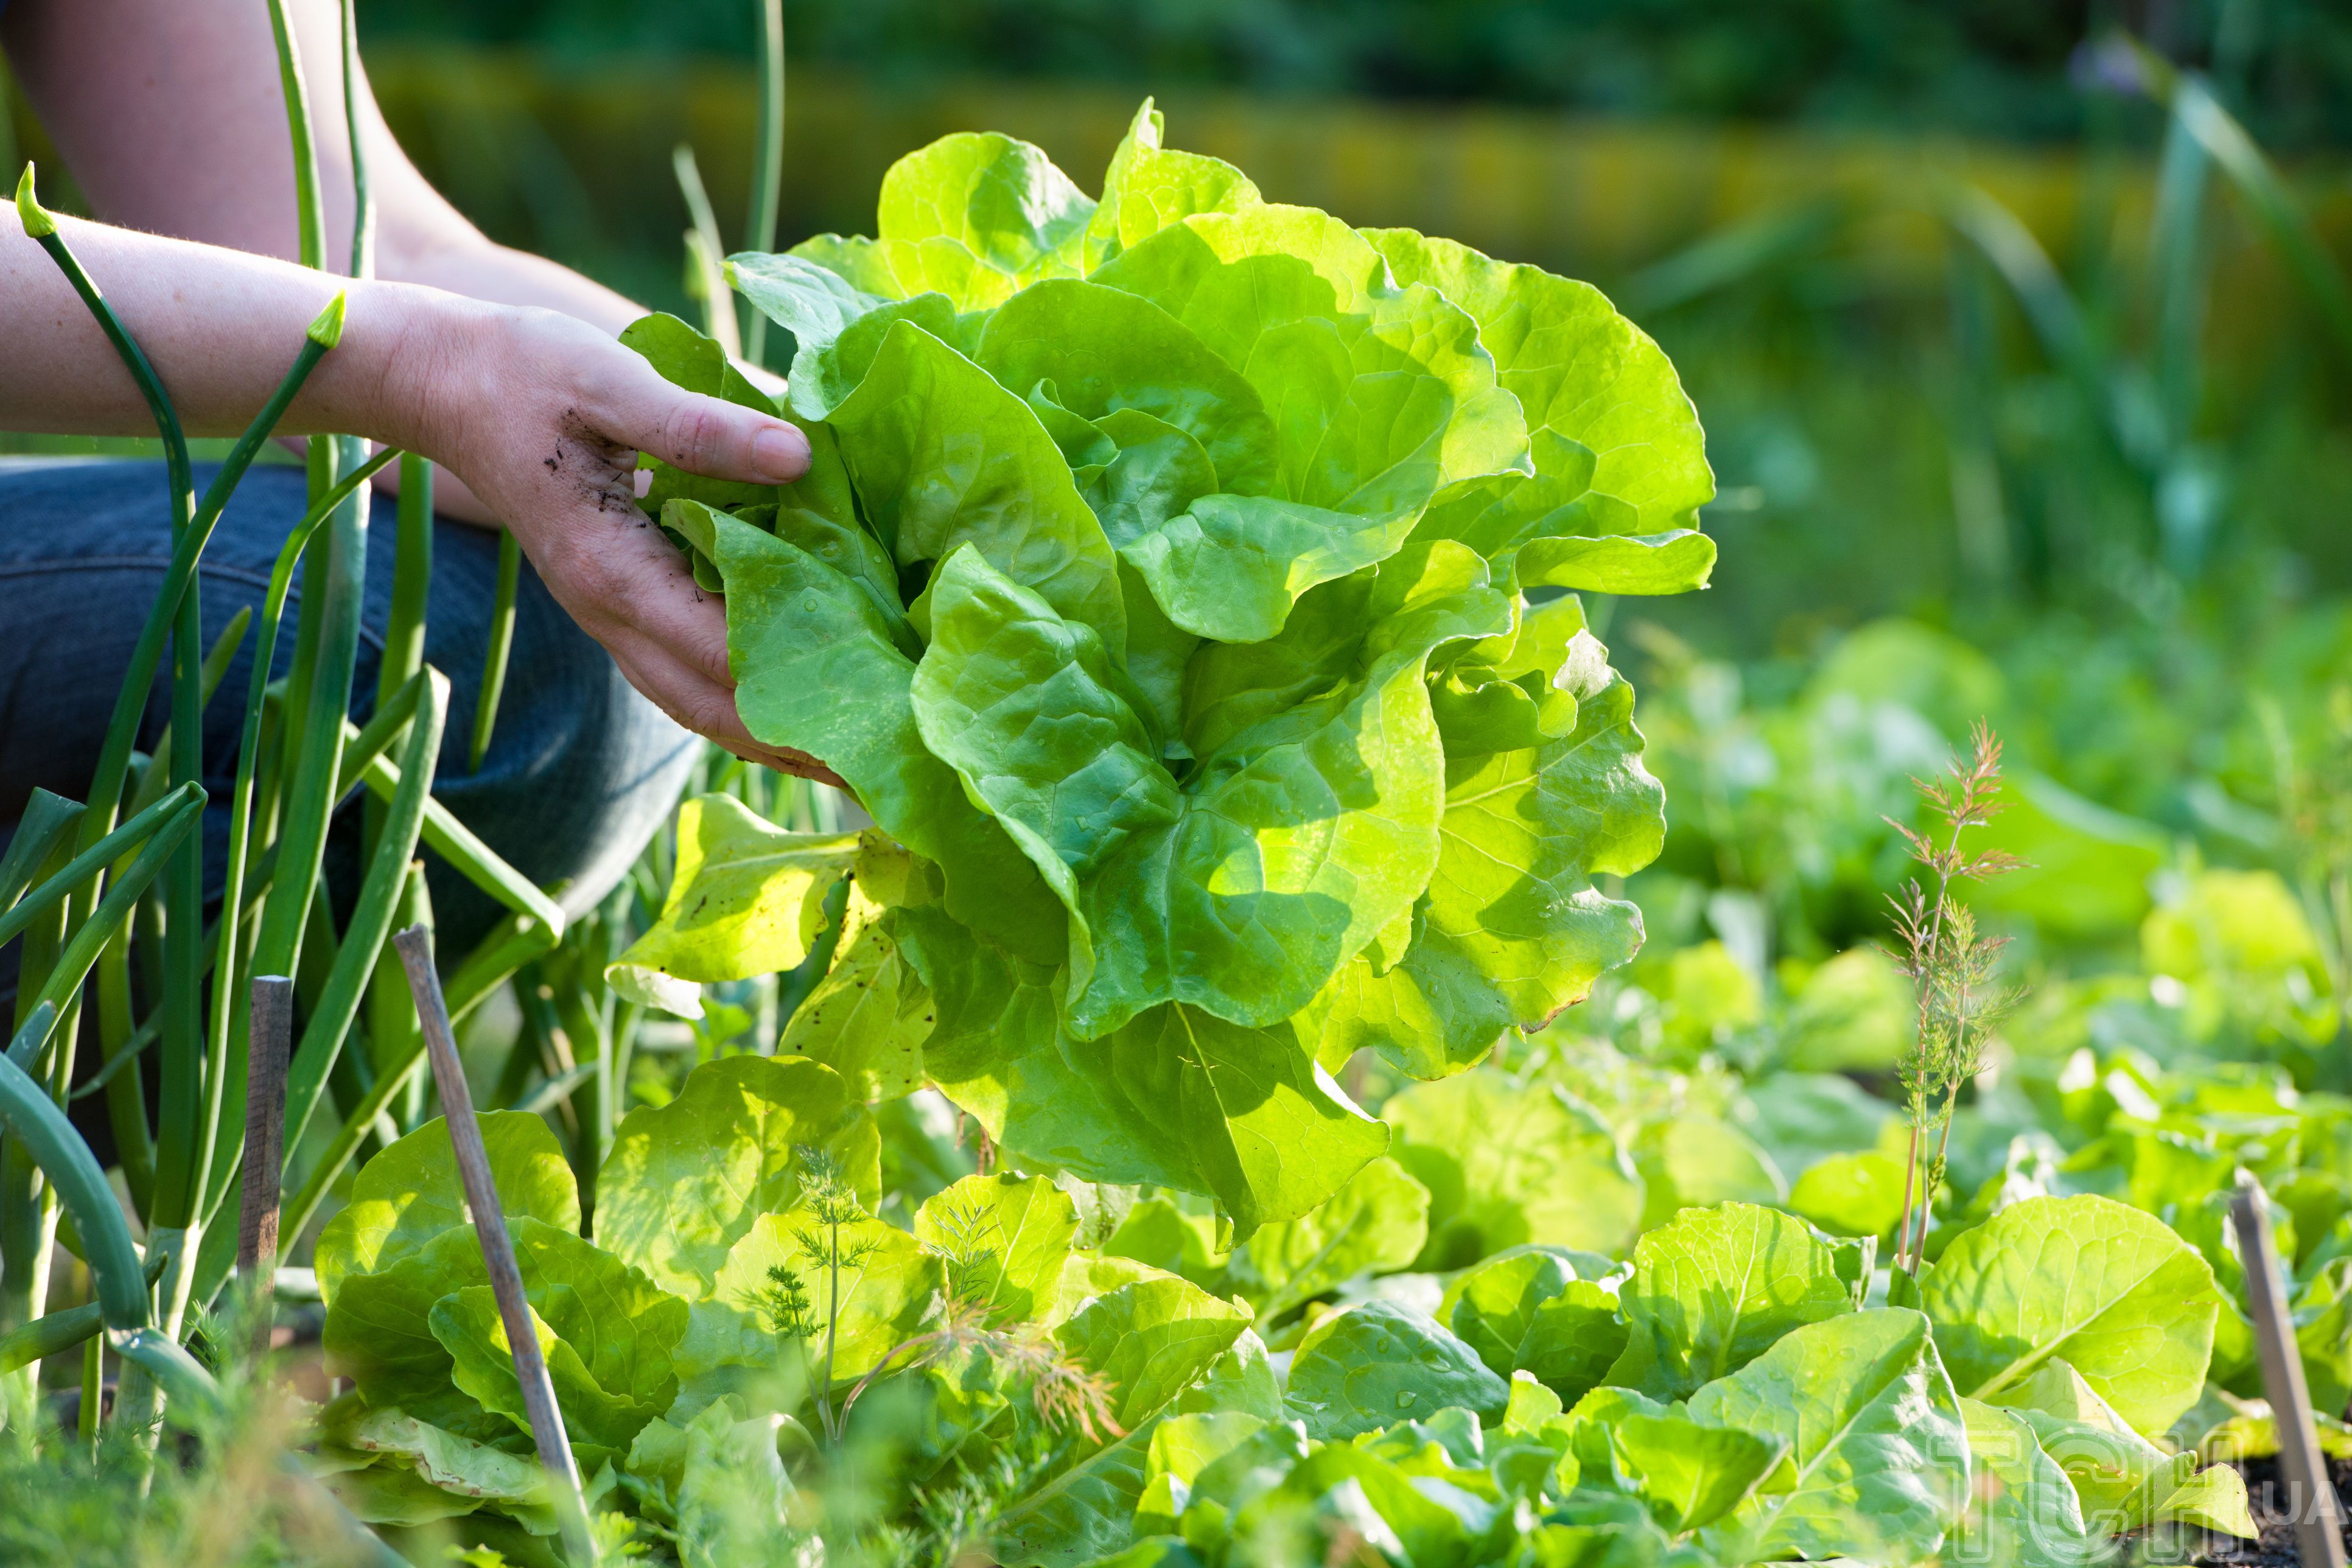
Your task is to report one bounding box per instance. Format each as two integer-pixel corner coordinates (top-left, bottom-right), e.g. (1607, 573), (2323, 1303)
(0, 457), (698, 962)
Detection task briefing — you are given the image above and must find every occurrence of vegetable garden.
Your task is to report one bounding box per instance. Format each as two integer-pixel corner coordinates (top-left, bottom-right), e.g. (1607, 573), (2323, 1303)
(9, 9), (2352, 1568)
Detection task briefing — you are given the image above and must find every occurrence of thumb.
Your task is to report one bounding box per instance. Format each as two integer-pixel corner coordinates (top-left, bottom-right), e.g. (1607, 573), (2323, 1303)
(605, 368), (811, 484)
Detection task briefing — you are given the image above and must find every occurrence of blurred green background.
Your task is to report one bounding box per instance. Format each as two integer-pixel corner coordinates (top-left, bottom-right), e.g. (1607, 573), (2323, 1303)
(12, 0), (2352, 1020)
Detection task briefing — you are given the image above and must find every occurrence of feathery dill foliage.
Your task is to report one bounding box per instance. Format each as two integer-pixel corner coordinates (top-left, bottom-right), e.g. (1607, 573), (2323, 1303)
(0, 1309), (374, 1568)
(1885, 722), (2026, 1272)
(867, 1188), (1124, 1444)
(781, 1144), (886, 1442)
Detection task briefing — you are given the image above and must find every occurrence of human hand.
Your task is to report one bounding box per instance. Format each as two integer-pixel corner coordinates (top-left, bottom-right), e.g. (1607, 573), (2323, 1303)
(386, 298), (845, 786)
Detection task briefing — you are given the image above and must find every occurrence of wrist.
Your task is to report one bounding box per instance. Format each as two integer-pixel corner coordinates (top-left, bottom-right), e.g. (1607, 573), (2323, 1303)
(296, 279), (501, 466)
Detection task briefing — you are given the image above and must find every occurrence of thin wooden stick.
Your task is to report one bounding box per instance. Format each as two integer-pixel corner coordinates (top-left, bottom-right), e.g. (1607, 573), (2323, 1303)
(237, 974), (294, 1357)
(2233, 1173), (2347, 1568)
(391, 925), (596, 1565)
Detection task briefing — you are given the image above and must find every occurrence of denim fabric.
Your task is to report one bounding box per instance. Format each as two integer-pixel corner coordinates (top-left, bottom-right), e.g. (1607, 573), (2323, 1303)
(0, 457), (698, 958)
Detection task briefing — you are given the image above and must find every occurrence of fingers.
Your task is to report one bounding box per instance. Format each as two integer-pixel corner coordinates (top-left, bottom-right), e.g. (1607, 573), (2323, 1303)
(444, 315), (844, 786)
(608, 634), (849, 788)
(600, 355), (811, 484)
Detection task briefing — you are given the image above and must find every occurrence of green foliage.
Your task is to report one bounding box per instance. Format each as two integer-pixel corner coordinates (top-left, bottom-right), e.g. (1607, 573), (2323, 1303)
(618, 103), (1709, 1243)
(1282, 1300), (1510, 1440)
(1918, 1194), (2222, 1438)
(1384, 1073), (1645, 1267)
(606, 797), (859, 1017)
(1683, 1309), (1965, 1563)
(1604, 1202), (1853, 1401)
(56, 33), (2352, 1568)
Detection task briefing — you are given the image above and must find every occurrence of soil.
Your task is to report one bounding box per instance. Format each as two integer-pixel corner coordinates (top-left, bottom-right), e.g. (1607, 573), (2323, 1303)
(2196, 1457), (2352, 1567)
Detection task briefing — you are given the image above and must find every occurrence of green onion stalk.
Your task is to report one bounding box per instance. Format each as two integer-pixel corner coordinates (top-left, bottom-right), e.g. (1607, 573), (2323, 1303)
(130, 308), (359, 1346)
(5, 172), (323, 1412)
(189, 670), (447, 1310)
(168, 0), (379, 1337)
(367, 458), (433, 1127)
(0, 796), (197, 1413)
(5, 179), (195, 1253)
(743, 0), (785, 366)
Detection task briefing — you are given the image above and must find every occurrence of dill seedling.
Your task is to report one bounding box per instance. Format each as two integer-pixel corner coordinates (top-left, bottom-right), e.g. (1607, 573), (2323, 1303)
(838, 1189), (1121, 1447)
(790, 1144), (883, 1443)
(1885, 722), (2026, 1272)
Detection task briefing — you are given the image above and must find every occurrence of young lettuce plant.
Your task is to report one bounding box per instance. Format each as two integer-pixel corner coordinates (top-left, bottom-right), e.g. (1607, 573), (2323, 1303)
(610, 102), (1717, 1241)
(306, 1062), (1253, 1552)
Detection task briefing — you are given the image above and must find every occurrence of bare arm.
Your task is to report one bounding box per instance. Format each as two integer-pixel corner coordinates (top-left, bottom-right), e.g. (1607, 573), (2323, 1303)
(3, 0), (641, 329)
(0, 211), (824, 777)
(0, 0), (830, 778)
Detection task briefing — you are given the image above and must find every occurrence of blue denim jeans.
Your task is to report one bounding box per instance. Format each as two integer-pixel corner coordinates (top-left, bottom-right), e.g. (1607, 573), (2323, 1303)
(0, 457), (698, 959)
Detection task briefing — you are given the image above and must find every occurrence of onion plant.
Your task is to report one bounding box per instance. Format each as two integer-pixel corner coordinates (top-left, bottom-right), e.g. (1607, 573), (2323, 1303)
(0, 0), (567, 1458)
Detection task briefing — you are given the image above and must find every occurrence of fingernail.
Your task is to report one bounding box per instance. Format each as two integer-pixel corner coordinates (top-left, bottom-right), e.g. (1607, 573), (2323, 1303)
(752, 424), (810, 481)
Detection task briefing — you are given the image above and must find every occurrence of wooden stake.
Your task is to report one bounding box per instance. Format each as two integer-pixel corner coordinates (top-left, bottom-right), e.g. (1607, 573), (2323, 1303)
(2233, 1173), (2347, 1568)
(392, 925), (597, 1565)
(237, 975), (294, 1359)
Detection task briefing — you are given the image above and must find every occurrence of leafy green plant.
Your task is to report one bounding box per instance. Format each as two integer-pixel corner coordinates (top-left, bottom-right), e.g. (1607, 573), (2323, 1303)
(611, 100), (1715, 1244)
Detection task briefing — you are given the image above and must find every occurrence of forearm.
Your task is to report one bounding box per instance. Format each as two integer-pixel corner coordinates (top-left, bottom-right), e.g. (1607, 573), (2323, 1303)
(7, 0), (643, 344)
(0, 211), (452, 449)
(375, 226), (643, 340)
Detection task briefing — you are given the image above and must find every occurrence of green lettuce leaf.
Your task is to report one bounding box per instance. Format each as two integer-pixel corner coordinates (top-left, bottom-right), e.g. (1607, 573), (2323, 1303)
(323, 1227), (502, 1441)
(914, 1172), (1082, 1324)
(313, 1111), (578, 1307)
(1227, 1154), (1429, 1321)
(1058, 1276), (1252, 1432)
(1084, 100), (1263, 270)
(606, 794), (858, 1016)
(341, 1407), (550, 1519)
(783, 291), (964, 422)
(776, 884), (933, 1102)
(1362, 228), (1714, 535)
(670, 505), (1066, 964)
(1173, 1328), (1284, 1421)
(1384, 1074), (1643, 1267)
(324, 1460), (489, 1528)
(913, 541), (1504, 1038)
(896, 905), (1194, 1190)
(1094, 1003), (1391, 1239)
(1414, 602), (1665, 1034)
(681, 1205), (940, 1398)
(1283, 1299), (1511, 1441)
(1244, 1441), (1503, 1565)
(872, 131), (1094, 308)
(971, 278), (1280, 498)
(825, 320), (1127, 649)
(1684, 1307), (1966, 1564)
(724, 248), (885, 346)
(989, 1423), (1158, 1568)
(1441, 1246), (1628, 1406)
(1990, 1362), (2188, 1527)
(1085, 205), (1530, 639)
(1955, 1398), (2100, 1567)
(1604, 1202), (1854, 1402)
(429, 1218), (688, 1456)
(593, 1055), (875, 1300)
(1605, 1411), (1785, 1535)
(1919, 1194), (2222, 1438)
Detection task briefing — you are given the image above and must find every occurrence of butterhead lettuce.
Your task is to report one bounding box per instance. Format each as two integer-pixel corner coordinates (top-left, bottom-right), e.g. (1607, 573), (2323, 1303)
(623, 100), (1716, 1240)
